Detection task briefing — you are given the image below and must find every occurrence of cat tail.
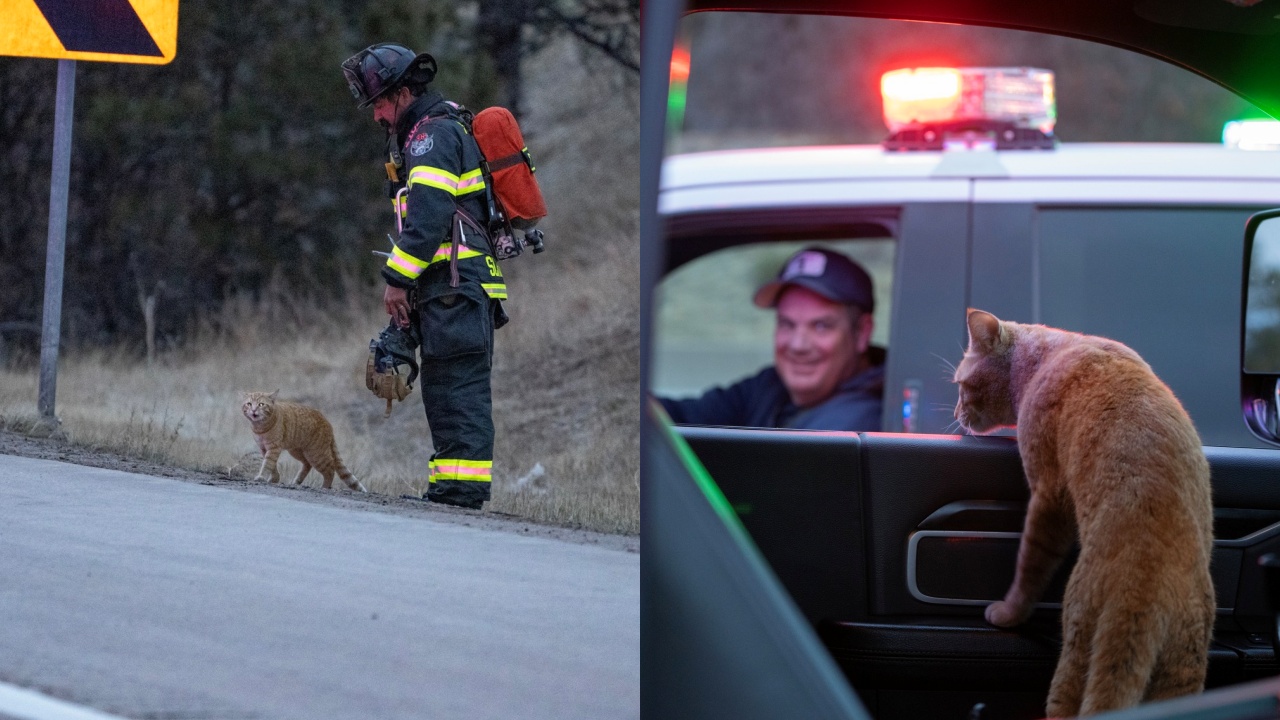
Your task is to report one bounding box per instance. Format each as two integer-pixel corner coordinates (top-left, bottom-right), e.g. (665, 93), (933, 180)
(332, 440), (367, 493)
(1077, 603), (1166, 715)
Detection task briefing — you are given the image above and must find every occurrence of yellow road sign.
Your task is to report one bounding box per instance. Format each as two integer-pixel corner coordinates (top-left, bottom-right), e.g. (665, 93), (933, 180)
(2, 0), (178, 65)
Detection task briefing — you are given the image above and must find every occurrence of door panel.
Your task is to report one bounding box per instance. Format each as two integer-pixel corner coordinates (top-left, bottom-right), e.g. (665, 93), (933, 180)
(861, 434), (1028, 616)
(677, 426), (1280, 720)
(673, 426), (868, 624)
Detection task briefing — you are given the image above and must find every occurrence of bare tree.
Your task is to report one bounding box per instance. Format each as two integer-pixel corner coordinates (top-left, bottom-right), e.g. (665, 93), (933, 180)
(530, 0), (639, 73)
(476, 0), (639, 119)
(478, 0), (531, 118)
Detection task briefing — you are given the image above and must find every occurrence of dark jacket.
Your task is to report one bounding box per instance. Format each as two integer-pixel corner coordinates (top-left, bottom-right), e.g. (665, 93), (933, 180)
(658, 352), (886, 431)
(380, 92), (496, 294)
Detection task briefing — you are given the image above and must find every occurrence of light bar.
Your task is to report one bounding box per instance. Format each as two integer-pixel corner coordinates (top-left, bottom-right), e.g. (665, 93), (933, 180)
(881, 66), (1056, 135)
(1224, 120), (1280, 151)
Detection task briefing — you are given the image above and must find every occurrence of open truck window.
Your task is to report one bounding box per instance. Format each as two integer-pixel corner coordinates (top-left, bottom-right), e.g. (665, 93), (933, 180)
(653, 237), (895, 418)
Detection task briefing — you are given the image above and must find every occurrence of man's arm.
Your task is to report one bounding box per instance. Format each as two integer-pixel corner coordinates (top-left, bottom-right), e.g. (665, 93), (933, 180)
(656, 369), (777, 427)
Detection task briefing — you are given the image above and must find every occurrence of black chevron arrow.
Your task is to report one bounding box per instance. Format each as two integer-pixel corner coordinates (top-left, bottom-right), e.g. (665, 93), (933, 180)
(32, 0), (163, 57)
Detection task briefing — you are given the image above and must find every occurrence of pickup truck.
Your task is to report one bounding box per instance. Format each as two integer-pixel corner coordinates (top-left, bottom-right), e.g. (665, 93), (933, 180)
(642, 2), (1280, 719)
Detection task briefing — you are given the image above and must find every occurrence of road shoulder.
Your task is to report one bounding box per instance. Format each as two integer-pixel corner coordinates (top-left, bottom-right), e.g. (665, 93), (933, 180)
(0, 429), (639, 554)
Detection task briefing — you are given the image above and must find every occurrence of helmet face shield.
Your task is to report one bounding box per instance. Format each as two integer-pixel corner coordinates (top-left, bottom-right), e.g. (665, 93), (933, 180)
(341, 59), (371, 107)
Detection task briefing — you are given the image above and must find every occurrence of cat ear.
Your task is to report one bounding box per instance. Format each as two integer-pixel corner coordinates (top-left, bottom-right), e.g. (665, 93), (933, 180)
(269, 389), (279, 400)
(967, 309), (1006, 353)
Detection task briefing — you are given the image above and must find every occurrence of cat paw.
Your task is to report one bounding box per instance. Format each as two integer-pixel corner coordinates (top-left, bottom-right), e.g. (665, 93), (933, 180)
(985, 600), (1029, 627)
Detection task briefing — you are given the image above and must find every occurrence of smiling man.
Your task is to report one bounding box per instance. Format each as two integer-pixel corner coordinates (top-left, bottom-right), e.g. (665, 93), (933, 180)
(657, 247), (885, 431)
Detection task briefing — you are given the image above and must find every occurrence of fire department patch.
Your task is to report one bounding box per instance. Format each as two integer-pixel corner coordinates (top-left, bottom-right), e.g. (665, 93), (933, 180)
(409, 133), (433, 156)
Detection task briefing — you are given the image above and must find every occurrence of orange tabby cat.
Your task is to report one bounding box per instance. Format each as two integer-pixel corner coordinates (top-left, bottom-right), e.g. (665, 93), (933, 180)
(953, 309), (1214, 717)
(241, 390), (366, 492)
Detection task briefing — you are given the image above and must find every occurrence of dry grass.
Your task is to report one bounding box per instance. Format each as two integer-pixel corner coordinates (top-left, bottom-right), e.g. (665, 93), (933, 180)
(0, 39), (639, 536)
(0, 259), (639, 535)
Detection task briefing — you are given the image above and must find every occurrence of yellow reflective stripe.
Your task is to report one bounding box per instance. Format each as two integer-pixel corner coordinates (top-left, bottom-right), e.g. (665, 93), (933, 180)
(430, 474), (492, 482)
(408, 165), (462, 195)
(427, 243), (485, 266)
(407, 165), (486, 197)
(429, 458), (492, 483)
(431, 459), (492, 469)
(481, 283), (507, 299)
(457, 168), (486, 196)
(387, 245), (429, 279)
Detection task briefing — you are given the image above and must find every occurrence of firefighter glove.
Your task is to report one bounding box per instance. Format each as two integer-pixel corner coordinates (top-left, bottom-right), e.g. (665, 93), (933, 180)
(365, 321), (420, 417)
(365, 353), (412, 416)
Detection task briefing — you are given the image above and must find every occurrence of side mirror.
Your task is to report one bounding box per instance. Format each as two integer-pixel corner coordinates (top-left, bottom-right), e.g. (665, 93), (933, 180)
(1241, 209), (1280, 445)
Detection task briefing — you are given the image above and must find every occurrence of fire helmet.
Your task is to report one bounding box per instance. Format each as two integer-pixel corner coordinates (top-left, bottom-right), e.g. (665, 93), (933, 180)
(341, 43), (437, 109)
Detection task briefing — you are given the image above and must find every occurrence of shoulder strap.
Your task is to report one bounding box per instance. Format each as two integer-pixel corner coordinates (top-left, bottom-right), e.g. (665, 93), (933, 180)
(486, 150), (529, 172)
(413, 101), (473, 132)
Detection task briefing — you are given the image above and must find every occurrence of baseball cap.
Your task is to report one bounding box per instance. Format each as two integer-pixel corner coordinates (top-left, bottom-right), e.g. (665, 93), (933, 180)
(752, 247), (875, 313)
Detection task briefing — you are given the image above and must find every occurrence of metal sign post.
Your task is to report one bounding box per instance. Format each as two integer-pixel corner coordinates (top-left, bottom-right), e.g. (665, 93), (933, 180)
(36, 59), (75, 430)
(6, 0), (179, 431)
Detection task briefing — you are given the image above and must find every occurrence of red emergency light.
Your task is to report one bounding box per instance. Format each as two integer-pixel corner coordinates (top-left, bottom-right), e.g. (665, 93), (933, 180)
(880, 66), (1057, 150)
(881, 68), (962, 125)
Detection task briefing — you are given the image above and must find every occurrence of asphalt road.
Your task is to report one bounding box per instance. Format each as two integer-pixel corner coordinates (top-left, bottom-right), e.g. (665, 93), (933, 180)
(0, 455), (638, 720)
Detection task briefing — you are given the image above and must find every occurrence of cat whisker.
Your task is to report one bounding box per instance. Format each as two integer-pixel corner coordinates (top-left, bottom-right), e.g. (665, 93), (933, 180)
(932, 352), (958, 371)
(931, 352), (959, 380)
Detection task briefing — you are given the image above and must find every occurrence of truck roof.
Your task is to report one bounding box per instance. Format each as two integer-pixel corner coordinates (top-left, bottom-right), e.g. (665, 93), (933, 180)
(660, 143), (1280, 214)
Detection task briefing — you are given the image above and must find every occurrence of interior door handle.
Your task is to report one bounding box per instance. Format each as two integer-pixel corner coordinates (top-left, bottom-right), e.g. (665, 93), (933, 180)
(917, 500), (1027, 532)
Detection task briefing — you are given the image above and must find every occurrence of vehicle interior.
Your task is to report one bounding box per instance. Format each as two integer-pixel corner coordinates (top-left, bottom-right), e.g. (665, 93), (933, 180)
(642, 2), (1280, 719)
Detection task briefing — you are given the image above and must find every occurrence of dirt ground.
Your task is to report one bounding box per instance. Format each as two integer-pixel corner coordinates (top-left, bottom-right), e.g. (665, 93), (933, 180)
(0, 429), (638, 554)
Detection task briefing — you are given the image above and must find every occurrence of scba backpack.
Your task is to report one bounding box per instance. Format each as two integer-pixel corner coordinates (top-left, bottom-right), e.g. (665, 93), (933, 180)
(470, 107), (547, 259)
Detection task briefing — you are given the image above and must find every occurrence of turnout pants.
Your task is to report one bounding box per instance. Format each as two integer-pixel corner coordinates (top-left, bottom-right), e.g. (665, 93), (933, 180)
(415, 256), (502, 507)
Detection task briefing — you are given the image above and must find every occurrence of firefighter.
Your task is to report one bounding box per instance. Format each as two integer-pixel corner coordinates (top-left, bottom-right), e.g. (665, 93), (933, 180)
(342, 43), (507, 510)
